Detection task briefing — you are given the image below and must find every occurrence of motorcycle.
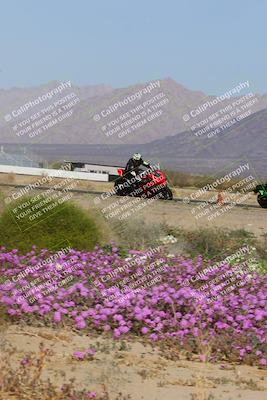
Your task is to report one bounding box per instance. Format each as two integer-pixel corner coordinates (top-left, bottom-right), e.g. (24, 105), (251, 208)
(114, 165), (173, 200)
(253, 184), (267, 208)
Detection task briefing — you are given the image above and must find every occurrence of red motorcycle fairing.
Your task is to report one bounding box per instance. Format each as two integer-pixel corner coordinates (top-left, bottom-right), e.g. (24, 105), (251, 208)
(115, 168), (172, 199)
(117, 168), (124, 176)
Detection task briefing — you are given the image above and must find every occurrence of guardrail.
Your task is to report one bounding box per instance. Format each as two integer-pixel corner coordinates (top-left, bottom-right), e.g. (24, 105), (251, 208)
(0, 164), (108, 182)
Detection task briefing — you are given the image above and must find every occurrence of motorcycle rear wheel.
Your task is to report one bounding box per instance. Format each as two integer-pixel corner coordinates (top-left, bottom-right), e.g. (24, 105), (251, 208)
(257, 195), (267, 208)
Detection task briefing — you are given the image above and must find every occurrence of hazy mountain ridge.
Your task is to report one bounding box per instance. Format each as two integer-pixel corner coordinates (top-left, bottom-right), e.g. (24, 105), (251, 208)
(1, 108), (264, 177)
(0, 78), (266, 145)
(0, 78), (266, 176)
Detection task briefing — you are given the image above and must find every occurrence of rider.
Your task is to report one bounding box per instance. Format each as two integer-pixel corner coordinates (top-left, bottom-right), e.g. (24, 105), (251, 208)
(125, 153), (150, 178)
(124, 153), (150, 190)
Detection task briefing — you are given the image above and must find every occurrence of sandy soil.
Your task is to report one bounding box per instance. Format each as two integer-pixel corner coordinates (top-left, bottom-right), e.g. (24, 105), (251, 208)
(75, 191), (266, 239)
(1, 324), (267, 400)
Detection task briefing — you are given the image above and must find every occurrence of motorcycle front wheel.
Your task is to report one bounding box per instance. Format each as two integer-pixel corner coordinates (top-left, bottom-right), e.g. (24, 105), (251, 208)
(161, 186), (173, 200)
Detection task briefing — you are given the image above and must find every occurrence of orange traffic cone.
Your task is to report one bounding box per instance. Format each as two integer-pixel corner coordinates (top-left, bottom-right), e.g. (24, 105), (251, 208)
(217, 190), (224, 205)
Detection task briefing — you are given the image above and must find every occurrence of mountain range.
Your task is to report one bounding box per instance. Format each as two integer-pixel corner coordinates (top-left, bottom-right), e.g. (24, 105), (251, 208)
(0, 78), (266, 177)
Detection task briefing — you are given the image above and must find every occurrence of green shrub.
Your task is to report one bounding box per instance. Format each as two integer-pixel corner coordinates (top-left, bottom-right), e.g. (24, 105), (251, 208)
(0, 196), (101, 253)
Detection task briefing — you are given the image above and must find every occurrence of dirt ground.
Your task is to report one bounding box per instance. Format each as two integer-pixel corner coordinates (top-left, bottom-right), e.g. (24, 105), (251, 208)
(84, 193), (266, 238)
(1, 324), (266, 400)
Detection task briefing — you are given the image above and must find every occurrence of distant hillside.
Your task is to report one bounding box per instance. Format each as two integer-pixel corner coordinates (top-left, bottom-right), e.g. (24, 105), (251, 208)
(139, 107), (267, 177)
(2, 108), (265, 178)
(0, 78), (266, 145)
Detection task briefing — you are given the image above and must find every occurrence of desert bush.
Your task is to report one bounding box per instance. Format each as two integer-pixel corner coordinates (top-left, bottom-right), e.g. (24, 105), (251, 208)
(109, 217), (166, 250)
(186, 227), (255, 259)
(254, 234), (267, 273)
(171, 227), (255, 260)
(164, 169), (242, 190)
(0, 196), (102, 253)
(49, 161), (65, 169)
(3, 172), (16, 184)
(164, 170), (212, 188)
(0, 342), (119, 399)
(111, 218), (256, 261)
(0, 191), (5, 214)
(255, 233), (267, 259)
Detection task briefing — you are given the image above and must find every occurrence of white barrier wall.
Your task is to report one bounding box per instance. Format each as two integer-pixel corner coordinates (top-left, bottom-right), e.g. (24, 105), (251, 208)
(0, 164), (109, 182)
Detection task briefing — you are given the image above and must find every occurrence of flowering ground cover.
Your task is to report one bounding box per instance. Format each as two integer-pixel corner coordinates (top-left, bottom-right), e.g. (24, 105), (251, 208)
(0, 246), (266, 366)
